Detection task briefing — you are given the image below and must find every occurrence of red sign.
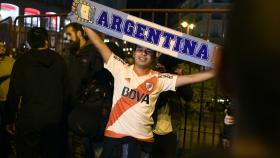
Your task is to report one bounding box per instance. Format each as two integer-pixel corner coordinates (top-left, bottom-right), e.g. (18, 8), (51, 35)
(24, 8), (40, 15)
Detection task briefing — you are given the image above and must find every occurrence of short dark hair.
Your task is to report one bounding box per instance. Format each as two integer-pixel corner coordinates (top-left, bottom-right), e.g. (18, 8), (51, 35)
(65, 22), (86, 37)
(27, 27), (48, 49)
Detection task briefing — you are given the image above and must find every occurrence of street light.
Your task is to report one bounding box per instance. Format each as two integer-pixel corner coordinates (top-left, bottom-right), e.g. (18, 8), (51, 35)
(181, 21), (195, 34)
(188, 23), (195, 30)
(181, 21), (189, 28)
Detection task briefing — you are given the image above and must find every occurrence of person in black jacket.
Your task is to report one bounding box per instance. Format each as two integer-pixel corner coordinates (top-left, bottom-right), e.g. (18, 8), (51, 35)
(5, 27), (70, 158)
(65, 23), (113, 158)
(64, 23), (104, 103)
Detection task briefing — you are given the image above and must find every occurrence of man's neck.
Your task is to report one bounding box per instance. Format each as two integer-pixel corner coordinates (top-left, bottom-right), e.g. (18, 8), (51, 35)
(133, 65), (151, 76)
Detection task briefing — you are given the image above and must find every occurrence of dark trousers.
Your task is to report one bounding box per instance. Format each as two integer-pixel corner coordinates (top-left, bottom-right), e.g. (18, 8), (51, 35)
(101, 136), (153, 158)
(15, 123), (67, 158)
(153, 133), (177, 158)
(0, 101), (11, 158)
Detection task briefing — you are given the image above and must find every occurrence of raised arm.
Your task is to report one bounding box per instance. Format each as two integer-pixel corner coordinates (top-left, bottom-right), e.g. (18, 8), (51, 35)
(176, 69), (215, 87)
(71, 3), (112, 63)
(175, 46), (221, 87)
(84, 27), (112, 63)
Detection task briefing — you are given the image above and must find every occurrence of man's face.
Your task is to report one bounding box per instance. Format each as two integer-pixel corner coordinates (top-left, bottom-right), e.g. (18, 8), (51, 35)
(65, 27), (80, 44)
(0, 42), (6, 55)
(133, 47), (155, 69)
(65, 26), (80, 51)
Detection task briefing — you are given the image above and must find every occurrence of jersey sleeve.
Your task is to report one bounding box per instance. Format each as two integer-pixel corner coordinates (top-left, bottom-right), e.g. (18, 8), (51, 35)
(158, 73), (178, 92)
(104, 53), (127, 78)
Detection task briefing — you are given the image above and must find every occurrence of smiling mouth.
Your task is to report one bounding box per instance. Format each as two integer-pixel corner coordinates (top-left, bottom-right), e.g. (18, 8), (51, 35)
(137, 57), (147, 61)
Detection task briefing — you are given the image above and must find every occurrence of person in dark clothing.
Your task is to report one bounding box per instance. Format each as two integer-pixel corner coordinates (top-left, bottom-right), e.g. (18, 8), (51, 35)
(218, 0), (280, 157)
(153, 56), (193, 158)
(65, 23), (113, 158)
(0, 39), (15, 158)
(5, 27), (70, 158)
(222, 103), (235, 150)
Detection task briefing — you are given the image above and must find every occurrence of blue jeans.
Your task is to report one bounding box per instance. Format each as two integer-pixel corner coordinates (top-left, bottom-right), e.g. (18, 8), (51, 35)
(101, 137), (153, 158)
(83, 137), (103, 158)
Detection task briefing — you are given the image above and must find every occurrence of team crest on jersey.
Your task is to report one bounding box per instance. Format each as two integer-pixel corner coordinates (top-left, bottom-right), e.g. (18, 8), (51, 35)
(145, 82), (153, 91)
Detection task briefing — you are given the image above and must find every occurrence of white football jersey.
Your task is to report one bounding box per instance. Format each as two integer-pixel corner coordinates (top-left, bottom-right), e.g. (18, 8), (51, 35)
(104, 54), (177, 142)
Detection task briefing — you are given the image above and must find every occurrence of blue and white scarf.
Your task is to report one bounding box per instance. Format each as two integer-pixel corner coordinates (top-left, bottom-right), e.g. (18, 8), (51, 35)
(68, 0), (219, 67)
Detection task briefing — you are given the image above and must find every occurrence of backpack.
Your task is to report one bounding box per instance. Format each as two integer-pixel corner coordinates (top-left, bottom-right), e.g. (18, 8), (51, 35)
(68, 69), (113, 139)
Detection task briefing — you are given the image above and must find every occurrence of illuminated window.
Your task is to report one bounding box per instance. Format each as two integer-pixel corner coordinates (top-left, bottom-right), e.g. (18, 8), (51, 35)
(24, 8), (41, 27)
(0, 3), (19, 23)
(45, 12), (60, 32)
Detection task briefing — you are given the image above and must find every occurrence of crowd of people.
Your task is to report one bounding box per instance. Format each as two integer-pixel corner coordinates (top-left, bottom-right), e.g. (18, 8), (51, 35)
(0, 23), (217, 158)
(1, 0), (280, 157)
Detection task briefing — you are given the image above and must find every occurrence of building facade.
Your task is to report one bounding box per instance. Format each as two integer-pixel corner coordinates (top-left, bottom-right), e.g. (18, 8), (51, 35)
(179, 0), (232, 43)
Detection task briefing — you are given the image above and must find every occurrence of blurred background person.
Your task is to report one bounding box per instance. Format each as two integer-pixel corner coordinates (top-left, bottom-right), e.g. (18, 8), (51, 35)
(222, 102), (235, 150)
(152, 55), (193, 158)
(14, 42), (30, 59)
(219, 0), (280, 157)
(0, 39), (15, 158)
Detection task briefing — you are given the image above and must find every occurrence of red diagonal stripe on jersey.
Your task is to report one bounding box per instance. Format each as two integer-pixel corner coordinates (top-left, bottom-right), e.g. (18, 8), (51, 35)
(106, 76), (157, 127)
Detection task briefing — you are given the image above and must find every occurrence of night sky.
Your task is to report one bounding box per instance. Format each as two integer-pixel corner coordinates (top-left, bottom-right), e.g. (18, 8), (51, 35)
(29, 0), (186, 9)
(127, 0), (186, 8)
(126, 0), (186, 26)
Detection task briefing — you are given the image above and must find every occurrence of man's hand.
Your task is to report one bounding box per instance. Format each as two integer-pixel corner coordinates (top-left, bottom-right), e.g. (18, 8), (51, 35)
(224, 109), (235, 125)
(72, 1), (77, 12)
